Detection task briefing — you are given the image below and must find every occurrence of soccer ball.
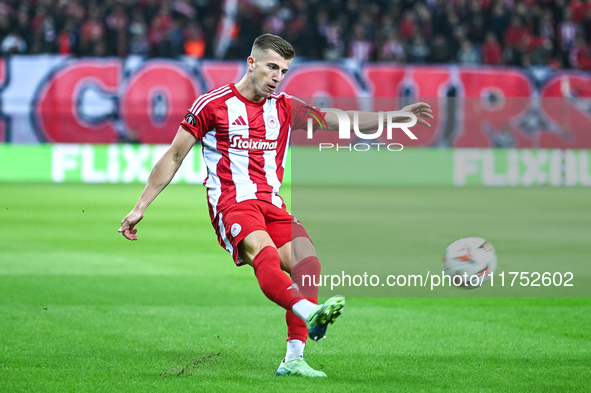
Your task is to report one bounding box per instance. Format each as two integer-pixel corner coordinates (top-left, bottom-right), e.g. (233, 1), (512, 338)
(443, 237), (497, 288)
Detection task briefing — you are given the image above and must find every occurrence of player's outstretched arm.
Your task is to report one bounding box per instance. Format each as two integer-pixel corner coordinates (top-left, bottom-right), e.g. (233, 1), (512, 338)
(119, 127), (196, 240)
(323, 102), (433, 131)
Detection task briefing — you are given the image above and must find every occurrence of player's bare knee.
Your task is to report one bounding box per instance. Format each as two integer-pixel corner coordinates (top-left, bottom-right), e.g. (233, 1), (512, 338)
(290, 237), (316, 268)
(278, 245), (292, 273)
(277, 237), (315, 273)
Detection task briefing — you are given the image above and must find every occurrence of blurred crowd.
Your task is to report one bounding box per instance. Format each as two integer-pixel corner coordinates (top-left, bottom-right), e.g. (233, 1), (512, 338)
(0, 0), (218, 58)
(1, 0), (591, 70)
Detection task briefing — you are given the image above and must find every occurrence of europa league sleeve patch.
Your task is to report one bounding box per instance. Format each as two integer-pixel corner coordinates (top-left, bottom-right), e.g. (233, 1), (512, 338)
(181, 112), (201, 139)
(184, 113), (197, 127)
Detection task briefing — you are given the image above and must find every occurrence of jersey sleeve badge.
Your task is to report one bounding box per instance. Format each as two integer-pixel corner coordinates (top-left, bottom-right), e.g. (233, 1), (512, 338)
(185, 113), (197, 127)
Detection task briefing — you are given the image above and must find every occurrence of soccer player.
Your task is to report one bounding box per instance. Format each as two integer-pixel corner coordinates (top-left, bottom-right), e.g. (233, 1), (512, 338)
(119, 33), (432, 377)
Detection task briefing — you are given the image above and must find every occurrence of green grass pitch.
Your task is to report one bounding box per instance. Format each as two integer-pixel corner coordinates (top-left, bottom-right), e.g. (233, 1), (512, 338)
(1, 183), (590, 392)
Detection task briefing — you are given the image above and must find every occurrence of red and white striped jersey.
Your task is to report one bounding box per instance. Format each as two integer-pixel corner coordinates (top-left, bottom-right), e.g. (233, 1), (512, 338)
(180, 83), (319, 219)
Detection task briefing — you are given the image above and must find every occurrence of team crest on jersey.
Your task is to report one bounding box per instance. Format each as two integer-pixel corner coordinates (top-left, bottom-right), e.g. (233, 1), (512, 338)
(265, 115), (279, 130)
(184, 113), (196, 127)
(230, 223), (241, 238)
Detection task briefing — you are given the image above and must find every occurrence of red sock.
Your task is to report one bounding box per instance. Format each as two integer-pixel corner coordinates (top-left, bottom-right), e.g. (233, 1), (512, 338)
(290, 256), (321, 300)
(286, 310), (308, 342)
(252, 246), (302, 310)
(286, 256), (321, 343)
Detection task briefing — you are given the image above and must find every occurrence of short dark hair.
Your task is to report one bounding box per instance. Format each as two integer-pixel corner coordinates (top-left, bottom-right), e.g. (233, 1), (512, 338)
(252, 34), (295, 60)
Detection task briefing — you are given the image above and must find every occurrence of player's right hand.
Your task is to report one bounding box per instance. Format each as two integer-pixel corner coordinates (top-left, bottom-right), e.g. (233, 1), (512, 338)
(119, 210), (144, 240)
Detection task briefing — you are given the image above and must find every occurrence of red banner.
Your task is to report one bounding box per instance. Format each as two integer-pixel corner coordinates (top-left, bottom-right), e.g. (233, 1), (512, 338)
(1, 56), (589, 147)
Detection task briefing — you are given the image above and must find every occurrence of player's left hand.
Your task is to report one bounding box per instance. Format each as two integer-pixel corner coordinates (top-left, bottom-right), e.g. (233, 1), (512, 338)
(401, 102), (433, 128)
